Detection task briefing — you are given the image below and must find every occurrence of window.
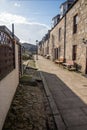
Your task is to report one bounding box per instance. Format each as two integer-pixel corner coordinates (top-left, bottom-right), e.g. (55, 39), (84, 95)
(57, 48), (58, 59)
(73, 14), (78, 33)
(68, 4), (71, 8)
(72, 45), (77, 60)
(54, 48), (59, 60)
(52, 34), (55, 48)
(58, 28), (62, 41)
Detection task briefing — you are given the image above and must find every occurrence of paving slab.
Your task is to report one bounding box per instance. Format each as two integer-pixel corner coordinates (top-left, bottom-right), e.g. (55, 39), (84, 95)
(36, 56), (87, 130)
(67, 125), (87, 130)
(61, 108), (87, 127)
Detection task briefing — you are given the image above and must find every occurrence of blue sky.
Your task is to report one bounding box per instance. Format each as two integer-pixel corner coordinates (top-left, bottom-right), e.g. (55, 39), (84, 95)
(0, 0), (65, 44)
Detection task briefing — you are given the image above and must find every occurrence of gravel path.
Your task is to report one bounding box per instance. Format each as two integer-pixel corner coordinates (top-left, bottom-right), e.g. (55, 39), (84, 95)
(2, 68), (57, 130)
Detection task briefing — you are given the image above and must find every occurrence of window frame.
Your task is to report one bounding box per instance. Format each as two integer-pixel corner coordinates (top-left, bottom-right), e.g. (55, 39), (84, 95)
(58, 28), (62, 41)
(73, 14), (78, 34)
(72, 45), (77, 60)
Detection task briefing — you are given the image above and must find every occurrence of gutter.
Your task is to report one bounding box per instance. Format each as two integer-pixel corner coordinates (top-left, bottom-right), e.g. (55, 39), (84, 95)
(64, 14), (66, 62)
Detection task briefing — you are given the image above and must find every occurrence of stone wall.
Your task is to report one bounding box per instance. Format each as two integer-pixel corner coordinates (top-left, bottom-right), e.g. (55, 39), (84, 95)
(50, 17), (65, 60)
(49, 0), (87, 73)
(44, 40), (47, 56)
(66, 0), (87, 73)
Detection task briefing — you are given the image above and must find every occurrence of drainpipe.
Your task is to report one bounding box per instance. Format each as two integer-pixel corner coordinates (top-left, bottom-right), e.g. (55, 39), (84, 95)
(64, 14), (66, 62)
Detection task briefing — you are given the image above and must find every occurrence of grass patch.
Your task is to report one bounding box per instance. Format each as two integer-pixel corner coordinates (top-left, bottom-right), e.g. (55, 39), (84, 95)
(19, 75), (37, 86)
(20, 75), (32, 81)
(27, 60), (36, 68)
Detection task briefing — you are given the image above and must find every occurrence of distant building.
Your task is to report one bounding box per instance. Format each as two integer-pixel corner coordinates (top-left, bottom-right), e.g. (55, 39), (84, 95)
(38, 30), (50, 57)
(38, 0), (87, 74)
(52, 14), (60, 27)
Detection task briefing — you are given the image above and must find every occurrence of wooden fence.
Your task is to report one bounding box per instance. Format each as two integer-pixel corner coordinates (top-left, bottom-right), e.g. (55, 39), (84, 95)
(0, 30), (15, 80)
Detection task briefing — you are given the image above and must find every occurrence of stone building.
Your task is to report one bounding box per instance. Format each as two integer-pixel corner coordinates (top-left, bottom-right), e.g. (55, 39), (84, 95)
(38, 31), (50, 57)
(38, 41), (42, 55)
(50, 17), (65, 61)
(65, 0), (87, 73)
(60, 0), (75, 18)
(38, 0), (87, 74)
(52, 14), (60, 27)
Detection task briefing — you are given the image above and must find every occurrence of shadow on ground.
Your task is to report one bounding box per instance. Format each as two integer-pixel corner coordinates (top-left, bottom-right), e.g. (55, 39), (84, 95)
(2, 68), (57, 130)
(40, 71), (87, 130)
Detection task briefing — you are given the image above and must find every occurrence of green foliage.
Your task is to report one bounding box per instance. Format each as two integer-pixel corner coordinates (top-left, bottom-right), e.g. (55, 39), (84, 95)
(19, 75), (37, 86)
(22, 54), (33, 60)
(27, 60), (36, 68)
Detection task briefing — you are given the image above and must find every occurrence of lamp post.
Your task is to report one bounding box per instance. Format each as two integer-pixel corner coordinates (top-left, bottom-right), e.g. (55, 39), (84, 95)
(36, 40), (38, 60)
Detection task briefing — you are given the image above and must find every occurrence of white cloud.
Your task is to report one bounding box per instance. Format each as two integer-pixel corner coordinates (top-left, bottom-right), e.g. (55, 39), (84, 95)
(0, 12), (28, 24)
(15, 24), (48, 44)
(0, 12), (50, 44)
(14, 3), (20, 7)
(0, 0), (6, 4)
(0, 12), (49, 28)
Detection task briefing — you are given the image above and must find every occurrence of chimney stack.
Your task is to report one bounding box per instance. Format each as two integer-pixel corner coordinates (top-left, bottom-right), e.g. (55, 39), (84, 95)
(12, 23), (14, 38)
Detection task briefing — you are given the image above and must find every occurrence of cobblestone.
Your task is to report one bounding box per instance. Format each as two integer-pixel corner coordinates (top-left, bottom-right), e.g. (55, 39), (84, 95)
(2, 68), (57, 130)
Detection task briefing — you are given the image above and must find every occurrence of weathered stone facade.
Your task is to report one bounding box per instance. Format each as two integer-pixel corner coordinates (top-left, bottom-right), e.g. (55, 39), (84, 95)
(38, 0), (87, 74)
(38, 32), (50, 57)
(65, 0), (87, 73)
(50, 17), (65, 61)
